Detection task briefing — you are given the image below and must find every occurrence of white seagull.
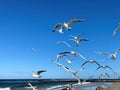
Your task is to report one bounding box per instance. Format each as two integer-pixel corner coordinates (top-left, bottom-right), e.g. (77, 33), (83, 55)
(113, 23), (120, 37)
(54, 19), (85, 30)
(59, 51), (87, 60)
(81, 60), (100, 68)
(56, 41), (71, 48)
(98, 73), (110, 79)
(97, 48), (120, 60)
(96, 65), (113, 71)
(50, 60), (81, 84)
(69, 38), (89, 46)
(68, 33), (84, 40)
(32, 70), (46, 78)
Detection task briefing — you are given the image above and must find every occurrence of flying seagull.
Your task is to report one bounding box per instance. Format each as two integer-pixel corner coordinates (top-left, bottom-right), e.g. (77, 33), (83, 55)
(69, 38), (89, 46)
(54, 19), (85, 30)
(50, 60), (81, 84)
(98, 73), (110, 79)
(113, 23), (120, 37)
(96, 65), (113, 71)
(68, 33), (84, 40)
(32, 70), (46, 78)
(59, 51), (87, 60)
(56, 41), (71, 48)
(97, 48), (120, 60)
(81, 60), (100, 68)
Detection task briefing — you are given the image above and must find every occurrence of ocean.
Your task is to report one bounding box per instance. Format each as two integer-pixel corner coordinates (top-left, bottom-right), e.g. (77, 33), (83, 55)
(0, 79), (112, 90)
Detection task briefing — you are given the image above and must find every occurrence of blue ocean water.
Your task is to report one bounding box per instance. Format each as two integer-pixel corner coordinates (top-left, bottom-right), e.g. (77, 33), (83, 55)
(0, 79), (111, 90)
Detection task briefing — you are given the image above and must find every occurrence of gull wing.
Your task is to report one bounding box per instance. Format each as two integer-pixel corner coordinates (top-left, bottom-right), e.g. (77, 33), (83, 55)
(36, 70), (46, 75)
(56, 41), (71, 48)
(81, 61), (90, 67)
(79, 38), (89, 42)
(93, 61), (100, 66)
(106, 66), (113, 70)
(54, 23), (63, 29)
(113, 23), (120, 37)
(115, 48), (120, 54)
(67, 19), (85, 26)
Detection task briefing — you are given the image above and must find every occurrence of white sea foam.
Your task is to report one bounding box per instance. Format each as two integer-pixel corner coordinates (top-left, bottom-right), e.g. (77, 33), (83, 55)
(0, 87), (11, 90)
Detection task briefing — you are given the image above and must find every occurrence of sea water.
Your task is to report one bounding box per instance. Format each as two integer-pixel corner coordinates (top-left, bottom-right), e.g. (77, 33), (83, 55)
(0, 79), (111, 90)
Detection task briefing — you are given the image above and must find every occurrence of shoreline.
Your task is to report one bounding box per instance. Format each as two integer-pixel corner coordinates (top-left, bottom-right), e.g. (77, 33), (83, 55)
(104, 82), (120, 90)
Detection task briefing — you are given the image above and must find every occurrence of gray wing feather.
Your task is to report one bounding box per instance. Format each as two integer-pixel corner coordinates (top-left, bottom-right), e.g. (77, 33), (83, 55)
(67, 19), (85, 26)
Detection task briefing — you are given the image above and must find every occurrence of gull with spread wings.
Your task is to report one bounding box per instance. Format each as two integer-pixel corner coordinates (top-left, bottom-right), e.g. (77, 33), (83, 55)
(97, 48), (120, 60)
(69, 38), (89, 46)
(81, 60), (100, 68)
(59, 51), (87, 60)
(54, 19), (85, 30)
(56, 41), (71, 48)
(68, 33), (84, 40)
(51, 60), (81, 84)
(32, 70), (46, 78)
(96, 65), (113, 71)
(98, 73), (110, 79)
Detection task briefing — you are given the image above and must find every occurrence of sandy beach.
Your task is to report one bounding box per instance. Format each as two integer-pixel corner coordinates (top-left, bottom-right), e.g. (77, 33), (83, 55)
(104, 82), (120, 90)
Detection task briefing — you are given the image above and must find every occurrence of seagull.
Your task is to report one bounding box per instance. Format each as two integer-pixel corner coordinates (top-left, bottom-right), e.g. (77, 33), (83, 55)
(97, 48), (120, 60)
(59, 51), (87, 60)
(54, 19), (85, 30)
(32, 48), (37, 52)
(32, 70), (46, 78)
(113, 23), (120, 37)
(69, 38), (89, 46)
(27, 83), (37, 90)
(81, 60), (100, 67)
(52, 27), (64, 34)
(98, 73), (110, 79)
(56, 41), (71, 48)
(50, 60), (81, 84)
(96, 65), (113, 71)
(68, 33), (84, 40)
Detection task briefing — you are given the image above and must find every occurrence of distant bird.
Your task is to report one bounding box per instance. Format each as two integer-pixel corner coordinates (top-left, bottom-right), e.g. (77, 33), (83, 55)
(113, 23), (120, 37)
(98, 73), (110, 79)
(54, 19), (85, 30)
(32, 70), (46, 78)
(32, 48), (37, 52)
(81, 60), (100, 67)
(27, 83), (37, 90)
(52, 27), (64, 34)
(68, 33), (84, 40)
(56, 41), (71, 48)
(96, 65), (113, 71)
(59, 51), (87, 60)
(97, 48), (120, 60)
(69, 38), (89, 46)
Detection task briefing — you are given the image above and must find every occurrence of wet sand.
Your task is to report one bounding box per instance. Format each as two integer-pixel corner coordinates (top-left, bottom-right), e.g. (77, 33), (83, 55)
(104, 82), (120, 90)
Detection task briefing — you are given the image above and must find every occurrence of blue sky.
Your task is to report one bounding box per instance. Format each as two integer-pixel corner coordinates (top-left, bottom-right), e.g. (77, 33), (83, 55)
(0, 0), (120, 79)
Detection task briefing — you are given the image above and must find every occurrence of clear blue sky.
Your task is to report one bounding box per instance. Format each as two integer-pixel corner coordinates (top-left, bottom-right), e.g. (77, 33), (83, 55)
(0, 0), (120, 79)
